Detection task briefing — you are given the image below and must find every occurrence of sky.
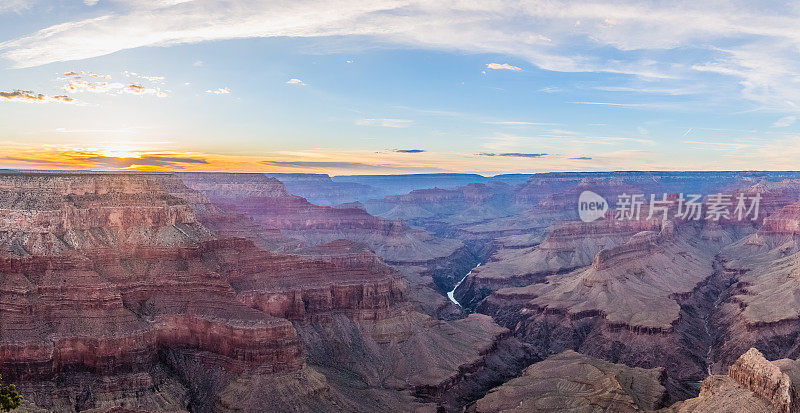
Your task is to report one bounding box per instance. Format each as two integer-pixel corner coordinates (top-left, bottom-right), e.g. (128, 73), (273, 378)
(1, 0), (800, 175)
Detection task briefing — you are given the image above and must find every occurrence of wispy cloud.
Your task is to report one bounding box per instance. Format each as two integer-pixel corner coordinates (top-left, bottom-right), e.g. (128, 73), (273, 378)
(392, 149), (425, 153)
(124, 83), (167, 96)
(285, 78), (307, 86)
(1, 90), (74, 103)
(593, 86), (695, 95)
(476, 152), (548, 158)
(0, 146), (209, 171)
(83, 155), (208, 169)
(205, 87), (230, 95)
(0, 2), (782, 88)
(484, 121), (560, 126)
(538, 86), (563, 93)
(62, 71), (167, 97)
(486, 63), (522, 71)
(581, 136), (656, 145)
(356, 118), (413, 128)
(124, 71), (165, 84)
(2, 0), (800, 114)
(260, 159), (447, 173)
(682, 140), (756, 151)
(55, 127), (135, 134)
(568, 101), (647, 108)
(262, 160), (380, 169)
(772, 115), (796, 128)
(0, 0), (36, 14)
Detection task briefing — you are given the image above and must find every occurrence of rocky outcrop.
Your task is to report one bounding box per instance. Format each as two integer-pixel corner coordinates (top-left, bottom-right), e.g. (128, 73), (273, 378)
(454, 218), (663, 308)
(727, 348), (798, 412)
(471, 350), (667, 412)
(471, 348), (800, 413)
(760, 202), (800, 235)
(663, 375), (775, 412)
(665, 348), (800, 412)
(365, 183), (516, 224)
(473, 221), (743, 401)
(710, 198), (800, 371)
(264, 173), (380, 206)
(297, 312), (533, 412)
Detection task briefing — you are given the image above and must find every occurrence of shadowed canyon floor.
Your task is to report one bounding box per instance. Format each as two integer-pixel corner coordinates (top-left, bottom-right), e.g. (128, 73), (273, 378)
(5, 171), (800, 411)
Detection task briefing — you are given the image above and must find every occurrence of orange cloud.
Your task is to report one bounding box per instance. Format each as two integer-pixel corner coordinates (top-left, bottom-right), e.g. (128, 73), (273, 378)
(0, 142), (681, 175)
(0, 90), (74, 103)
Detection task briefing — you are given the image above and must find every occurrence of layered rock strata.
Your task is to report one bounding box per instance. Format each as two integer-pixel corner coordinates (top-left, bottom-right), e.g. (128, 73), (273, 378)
(471, 350), (667, 412)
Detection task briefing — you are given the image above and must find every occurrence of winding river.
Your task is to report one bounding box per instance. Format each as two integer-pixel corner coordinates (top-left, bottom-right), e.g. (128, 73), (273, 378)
(447, 263), (482, 307)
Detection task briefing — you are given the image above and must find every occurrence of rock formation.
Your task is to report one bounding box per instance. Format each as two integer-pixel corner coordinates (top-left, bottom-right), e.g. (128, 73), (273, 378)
(6, 170), (800, 411)
(0, 172), (528, 412)
(0, 172), (311, 411)
(176, 172), (472, 317)
(665, 348), (800, 412)
(471, 350), (667, 412)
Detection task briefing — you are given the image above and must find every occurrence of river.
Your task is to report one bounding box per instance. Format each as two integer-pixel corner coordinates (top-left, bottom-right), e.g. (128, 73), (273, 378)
(447, 263), (481, 307)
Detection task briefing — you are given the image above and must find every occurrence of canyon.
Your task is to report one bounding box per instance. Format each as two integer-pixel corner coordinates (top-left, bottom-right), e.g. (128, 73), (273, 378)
(4, 170), (800, 411)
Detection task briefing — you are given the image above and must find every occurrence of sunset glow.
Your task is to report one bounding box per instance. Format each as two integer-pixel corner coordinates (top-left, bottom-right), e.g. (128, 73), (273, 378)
(2, 1), (800, 173)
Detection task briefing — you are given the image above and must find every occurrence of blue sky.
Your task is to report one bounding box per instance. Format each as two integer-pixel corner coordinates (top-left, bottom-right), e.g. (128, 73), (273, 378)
(1, 0), (799, 174)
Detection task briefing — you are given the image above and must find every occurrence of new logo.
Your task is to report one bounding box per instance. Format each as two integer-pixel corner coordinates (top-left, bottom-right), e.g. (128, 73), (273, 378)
(578, 191), (608, 222)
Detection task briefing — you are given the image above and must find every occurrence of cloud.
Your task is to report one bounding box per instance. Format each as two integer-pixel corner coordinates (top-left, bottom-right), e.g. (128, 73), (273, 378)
(538, 86), (563, 93)
(259, 159), (450, 173)
(593, 86), (694, 95)
(205, 87), (230, 95)
(0, 90), (74, 103)
(193, 60), (203, 66)
(262, 160), (382, 170)
(79, 155), (208, 169)
(84, 0), (99, 6)
(7, 1), (800, 112)
(62, 79), (121, 93)
(124, 71), (165, 84)
(569, 156), (592, 160)
(581, 136), (656, 145)
(0, 0), (36, 14)
(682, 140), (756, 152)
(0, 151), (208, 171)
(486, 63), (522, 71)
(285, 78), (307, 86)
(55, 127), (134, 134)
(0, 156), (67, 165)
(124, 83), (167, 96)
(64, 71), (110, 79)
(356, 118), (413, 128)
(484, 121), (560, 126)
(772, 115), (796, 128)
(476, 152), (548, 158)
(61, 71), (167, 97)
(392, 149), (425, 153)
(568, 101), (648, 108)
